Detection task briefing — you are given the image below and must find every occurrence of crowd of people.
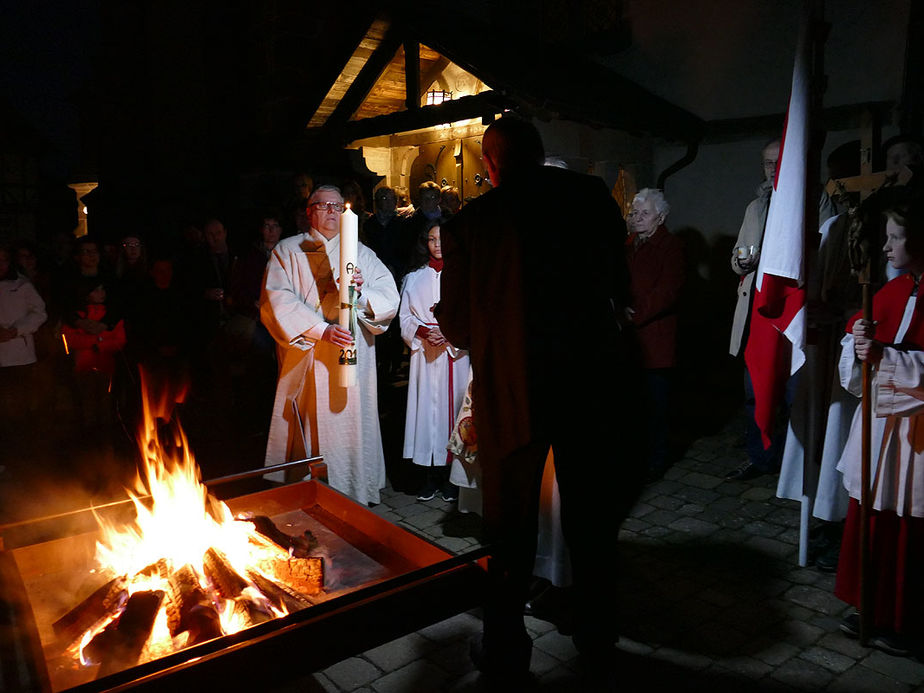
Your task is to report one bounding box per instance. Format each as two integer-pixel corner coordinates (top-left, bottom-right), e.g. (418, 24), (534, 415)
(0, 206), (299, 483)
(3, 115), (924, 679)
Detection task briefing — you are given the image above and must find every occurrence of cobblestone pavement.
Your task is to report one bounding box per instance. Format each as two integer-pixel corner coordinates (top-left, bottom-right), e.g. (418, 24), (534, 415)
(283, 416), (924, 693)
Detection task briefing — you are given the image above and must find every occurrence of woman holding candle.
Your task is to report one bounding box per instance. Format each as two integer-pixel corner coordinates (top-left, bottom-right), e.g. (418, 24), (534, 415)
(834, 191), (924, 656)
(399, 220), (469, 502)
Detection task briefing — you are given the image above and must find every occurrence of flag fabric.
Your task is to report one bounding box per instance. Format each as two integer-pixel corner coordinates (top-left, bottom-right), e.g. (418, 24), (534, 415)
(744, 10), (813, 449)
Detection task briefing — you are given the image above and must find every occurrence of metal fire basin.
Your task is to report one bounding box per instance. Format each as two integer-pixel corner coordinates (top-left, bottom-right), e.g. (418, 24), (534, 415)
(0, 479), (488, 692)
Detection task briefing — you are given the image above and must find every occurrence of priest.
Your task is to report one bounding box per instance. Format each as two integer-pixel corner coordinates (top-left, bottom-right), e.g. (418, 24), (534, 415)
(261, 185), (399, 505)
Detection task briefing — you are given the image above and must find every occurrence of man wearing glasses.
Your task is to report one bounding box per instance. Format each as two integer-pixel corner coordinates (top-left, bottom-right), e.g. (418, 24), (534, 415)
(260, 185), (399, 506)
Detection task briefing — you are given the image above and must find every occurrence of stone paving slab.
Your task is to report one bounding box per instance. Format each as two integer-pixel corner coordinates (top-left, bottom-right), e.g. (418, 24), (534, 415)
(802, 646), (856, 675)
(827, 666), (912, 693)
(771, 656), (836, 690)
(322, 657), (382, 691)
(368, 659), (450, 693)
(864, 651), (924, 686)
(363, 632), (435, 672)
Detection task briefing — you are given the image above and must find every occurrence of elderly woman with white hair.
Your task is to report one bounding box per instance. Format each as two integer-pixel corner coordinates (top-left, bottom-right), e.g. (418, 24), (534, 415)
(625, 187), (685, 481)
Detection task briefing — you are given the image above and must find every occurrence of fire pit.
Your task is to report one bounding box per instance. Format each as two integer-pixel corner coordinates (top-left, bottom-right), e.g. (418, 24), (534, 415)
(1, 478), (487, 692)
(0, 379), (487, 692)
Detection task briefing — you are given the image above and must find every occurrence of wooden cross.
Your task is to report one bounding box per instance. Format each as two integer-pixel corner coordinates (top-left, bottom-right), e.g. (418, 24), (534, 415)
(824, 165), (913, 203)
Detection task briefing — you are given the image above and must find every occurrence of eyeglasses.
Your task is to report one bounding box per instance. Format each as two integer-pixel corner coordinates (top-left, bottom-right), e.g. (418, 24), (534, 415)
(311, 202), (344, 213)
(262, 222), (281, 229)
(122, 241), (141, 248)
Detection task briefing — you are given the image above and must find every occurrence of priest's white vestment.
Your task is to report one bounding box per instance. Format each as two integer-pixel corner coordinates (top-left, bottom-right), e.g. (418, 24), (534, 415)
(261, 229), (399, 505)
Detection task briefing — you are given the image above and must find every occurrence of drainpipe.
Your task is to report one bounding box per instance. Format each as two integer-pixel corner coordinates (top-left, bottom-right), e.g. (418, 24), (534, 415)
(656, 138), (700, 192)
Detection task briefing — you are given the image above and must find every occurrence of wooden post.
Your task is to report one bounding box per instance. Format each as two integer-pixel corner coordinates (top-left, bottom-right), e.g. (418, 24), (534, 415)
(799, 0), (827, 568)
(857, 107), (875, 647)
(858, 275), (873, 646)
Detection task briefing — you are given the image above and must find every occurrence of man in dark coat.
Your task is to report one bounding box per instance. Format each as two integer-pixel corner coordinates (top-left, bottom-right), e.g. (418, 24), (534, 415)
(437, 115), (644, 680)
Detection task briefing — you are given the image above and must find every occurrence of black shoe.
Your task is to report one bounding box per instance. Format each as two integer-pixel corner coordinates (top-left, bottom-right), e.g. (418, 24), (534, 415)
(470, 634), (533, 682)
(815, 542), (840, 573)
(439, 482), (458, 502)
(524, 585), (574, 635)
(725, 461), (768, 481)
(840, 613), (859, 638)
(573, 631), (618, 673)
(871, 631), (913, 657)
(417, 482), (438, 501)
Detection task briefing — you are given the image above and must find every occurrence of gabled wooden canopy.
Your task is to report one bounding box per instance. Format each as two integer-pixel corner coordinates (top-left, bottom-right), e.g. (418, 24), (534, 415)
(306, 17), (493, 136)
(299, 10), (705, 149)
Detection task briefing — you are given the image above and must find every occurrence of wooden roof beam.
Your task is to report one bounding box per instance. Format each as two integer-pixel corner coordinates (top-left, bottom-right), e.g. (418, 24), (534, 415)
(316, 90), (509, 144)
(404, 41), (420, 111)
(419, 55), (451, 95)
(325, 34), (403, 128)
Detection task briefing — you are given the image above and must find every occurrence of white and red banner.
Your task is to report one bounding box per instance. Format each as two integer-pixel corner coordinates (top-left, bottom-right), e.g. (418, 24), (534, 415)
(744, 7), (814, 448)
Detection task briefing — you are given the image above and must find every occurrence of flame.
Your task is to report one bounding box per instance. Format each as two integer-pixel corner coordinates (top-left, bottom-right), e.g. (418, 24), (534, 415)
(77, 371), (296, 667)
(94, 376), (253, 579)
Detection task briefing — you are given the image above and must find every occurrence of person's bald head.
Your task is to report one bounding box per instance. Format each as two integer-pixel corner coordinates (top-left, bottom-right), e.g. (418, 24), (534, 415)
(482, 116), (545, 187)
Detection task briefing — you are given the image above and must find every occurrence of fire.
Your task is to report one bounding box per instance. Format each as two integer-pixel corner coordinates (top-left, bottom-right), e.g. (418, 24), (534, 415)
(65, 372), (321, 671)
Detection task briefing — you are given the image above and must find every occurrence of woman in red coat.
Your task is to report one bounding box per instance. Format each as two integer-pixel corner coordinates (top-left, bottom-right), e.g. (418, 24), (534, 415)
(625, 188), (685, 481)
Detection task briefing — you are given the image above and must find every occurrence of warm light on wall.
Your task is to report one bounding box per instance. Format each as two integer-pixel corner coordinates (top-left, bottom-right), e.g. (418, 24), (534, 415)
(68, 181), (97, 238)
(426, 90), (452, 106)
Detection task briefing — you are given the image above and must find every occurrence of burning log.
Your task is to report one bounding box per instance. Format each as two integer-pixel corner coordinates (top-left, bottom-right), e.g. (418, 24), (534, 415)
(203, 547), (248, 599)
(53, 576), (128, 645)
(246, 571), (314, 613)
(252, 541), (323, 596)
(231, 595), (274, 628)
(164, 563), (220, 645)
(165, 564), (204, 637)
(236, 513), (318, 558)
(138, 558), (170, 580)
(235, 515), (324, 596)
(86, 589), (164, 678)
(184, 602), (223, 646)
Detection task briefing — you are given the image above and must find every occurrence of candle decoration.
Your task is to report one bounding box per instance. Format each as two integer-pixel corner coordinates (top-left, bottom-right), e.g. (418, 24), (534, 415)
(338, 203), (359, 387)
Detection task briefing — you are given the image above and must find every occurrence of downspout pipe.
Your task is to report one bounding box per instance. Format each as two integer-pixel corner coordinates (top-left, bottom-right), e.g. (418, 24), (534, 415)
(656, 138), (700, 192)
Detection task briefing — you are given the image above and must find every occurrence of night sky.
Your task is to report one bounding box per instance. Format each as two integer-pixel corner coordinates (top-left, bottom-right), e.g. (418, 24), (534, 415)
(0, 2), (100, 180)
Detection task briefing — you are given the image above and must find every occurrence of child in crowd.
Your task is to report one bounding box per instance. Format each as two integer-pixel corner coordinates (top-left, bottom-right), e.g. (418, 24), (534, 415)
(399, 220), (469, 502)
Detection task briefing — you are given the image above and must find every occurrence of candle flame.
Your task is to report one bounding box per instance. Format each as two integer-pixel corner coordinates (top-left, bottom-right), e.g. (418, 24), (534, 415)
(345, 202), (351, 211)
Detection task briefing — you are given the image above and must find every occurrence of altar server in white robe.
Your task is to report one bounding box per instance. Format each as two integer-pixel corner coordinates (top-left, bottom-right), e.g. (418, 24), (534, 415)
(833, 194), (924, 652)
(399, 220), (470, 502)
(777, 214), (857, 522)
(261, 185), (399, 506)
